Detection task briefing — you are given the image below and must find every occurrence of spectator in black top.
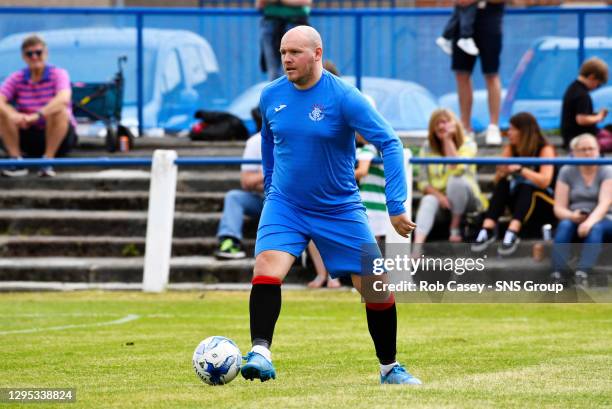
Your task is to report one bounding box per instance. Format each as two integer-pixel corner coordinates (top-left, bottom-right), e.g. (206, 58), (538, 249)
(471, 112), (556, 256)
(560, 57), (608, 150)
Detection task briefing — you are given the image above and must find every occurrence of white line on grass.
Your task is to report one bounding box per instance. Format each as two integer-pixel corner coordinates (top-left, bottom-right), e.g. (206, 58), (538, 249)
(0, 313), (126, 317)
(0, 314), (140, 335)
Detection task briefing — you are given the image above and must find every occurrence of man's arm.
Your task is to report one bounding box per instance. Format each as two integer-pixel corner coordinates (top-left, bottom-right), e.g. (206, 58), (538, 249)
(576, 109), (608, 126)
(241, 170), (264, 192)
(22, 89), (71, 126)
(342, 88), (416, 236)
(355, 159), (371, 182)
(39, 89), (71, 118)
(259, 97), (274, 197)
(0, 94), (25, 125)
(342, 88), (406, 216)
(0, 74), (25, 125)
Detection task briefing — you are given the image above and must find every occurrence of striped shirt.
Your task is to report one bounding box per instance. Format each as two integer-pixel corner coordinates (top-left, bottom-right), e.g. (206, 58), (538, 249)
(0, 65), (75, 127)
(357, 144), (388, 237)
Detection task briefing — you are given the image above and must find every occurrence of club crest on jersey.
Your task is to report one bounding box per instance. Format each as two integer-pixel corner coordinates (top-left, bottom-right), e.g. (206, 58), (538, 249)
(308, 104), (325, 122)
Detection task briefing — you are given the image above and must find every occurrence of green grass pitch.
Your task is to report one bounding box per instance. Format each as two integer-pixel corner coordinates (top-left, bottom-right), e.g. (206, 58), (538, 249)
(0, 291), (610, 409)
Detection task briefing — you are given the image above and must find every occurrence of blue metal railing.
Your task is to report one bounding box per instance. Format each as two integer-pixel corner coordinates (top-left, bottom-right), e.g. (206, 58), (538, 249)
(0, 6), (610, 135)
(195, 0), (399, 7)
(1, 156), (611, 168)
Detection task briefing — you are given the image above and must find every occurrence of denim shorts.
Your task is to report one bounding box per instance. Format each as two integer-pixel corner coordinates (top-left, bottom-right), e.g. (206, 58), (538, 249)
(451, 2), (504, 75)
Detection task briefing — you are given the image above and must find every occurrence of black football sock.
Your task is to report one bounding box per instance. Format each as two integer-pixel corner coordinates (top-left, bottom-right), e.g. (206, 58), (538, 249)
(365, 299), (397, 365)
(250, 275), (282, 350)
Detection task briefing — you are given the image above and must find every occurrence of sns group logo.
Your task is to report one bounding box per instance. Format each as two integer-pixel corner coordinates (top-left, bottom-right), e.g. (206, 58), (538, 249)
(309, 104), (325, 121)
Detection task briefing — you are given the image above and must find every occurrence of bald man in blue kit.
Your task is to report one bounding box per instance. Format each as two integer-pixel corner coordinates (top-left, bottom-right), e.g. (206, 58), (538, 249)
(241, 26), (422, 385)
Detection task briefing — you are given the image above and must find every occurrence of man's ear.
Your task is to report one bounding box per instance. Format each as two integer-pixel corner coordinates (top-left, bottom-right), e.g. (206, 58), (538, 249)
(314, 46), (323, 62)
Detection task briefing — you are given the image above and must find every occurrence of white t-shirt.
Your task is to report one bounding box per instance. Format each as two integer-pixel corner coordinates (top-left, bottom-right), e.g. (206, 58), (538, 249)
(241, 133), (262, 173)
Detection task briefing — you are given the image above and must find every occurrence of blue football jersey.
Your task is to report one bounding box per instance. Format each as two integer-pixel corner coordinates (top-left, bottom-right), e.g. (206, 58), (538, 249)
(259, 70), (407, 216)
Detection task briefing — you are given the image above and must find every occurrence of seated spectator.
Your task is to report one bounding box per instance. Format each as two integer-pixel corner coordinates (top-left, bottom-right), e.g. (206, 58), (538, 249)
(215, 108), (264, 259)
(0, 35), (77, 177)
(471, 112), (556, 255)
(414, 108), (486, 245)
(551, 134), (612, 287)
(560, 57), (609, 151)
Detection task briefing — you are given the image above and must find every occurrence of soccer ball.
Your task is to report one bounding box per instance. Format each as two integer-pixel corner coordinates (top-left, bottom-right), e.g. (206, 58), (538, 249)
(192, 336), (242, 385)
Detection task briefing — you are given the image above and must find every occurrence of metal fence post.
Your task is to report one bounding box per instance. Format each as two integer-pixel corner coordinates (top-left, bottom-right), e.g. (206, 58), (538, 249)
(355, 13), (363, 90)
(577, 10), (586, 68)
(143, 150), (178, 293)
(136, 12), (144, 137)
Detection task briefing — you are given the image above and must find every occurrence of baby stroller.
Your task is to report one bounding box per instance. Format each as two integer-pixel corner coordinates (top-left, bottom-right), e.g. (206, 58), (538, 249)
(71, 56), (134, 152)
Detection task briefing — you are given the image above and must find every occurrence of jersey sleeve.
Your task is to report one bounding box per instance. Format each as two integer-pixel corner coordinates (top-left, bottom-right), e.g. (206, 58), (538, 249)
(557, 165), (571, 186)
(0, 71), (19, 102)
(259, 92), (274, 198)
(341, 87), (407, 216)
(53, 68), (72, 93)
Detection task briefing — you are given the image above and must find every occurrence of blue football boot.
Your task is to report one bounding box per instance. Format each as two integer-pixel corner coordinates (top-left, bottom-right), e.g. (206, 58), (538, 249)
(380, 364), (422, 385)
(241, 351), (276, 382)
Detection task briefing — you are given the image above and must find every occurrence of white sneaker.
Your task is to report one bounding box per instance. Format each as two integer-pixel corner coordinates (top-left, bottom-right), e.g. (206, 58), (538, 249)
(457, 38), (479, 56)
(435, 37), (453, 56)
(485, 124), (502, 146)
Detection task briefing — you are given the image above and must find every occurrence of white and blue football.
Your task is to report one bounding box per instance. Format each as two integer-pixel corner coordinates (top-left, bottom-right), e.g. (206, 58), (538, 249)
(192, 336), (242, 385)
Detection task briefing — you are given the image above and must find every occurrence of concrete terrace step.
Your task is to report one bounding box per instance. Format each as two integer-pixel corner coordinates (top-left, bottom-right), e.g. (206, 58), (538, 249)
(0, 170), (497, 194)
(0, 190), (228, 212)
(0, 256), (311, 283)
(0, 256), (255, 283)
(77, 136), (248, 150)
(0, 170), (242, 192)
(0, 209), (258, 238)
(0, 236), (256, 258)
(0, 253), (607, 285)
(74, 136), (247, 158)
(0, 189), (451, 212)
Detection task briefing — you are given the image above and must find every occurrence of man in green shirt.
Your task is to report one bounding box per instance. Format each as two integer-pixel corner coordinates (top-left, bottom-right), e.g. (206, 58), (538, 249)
(256, 0), (312, 81)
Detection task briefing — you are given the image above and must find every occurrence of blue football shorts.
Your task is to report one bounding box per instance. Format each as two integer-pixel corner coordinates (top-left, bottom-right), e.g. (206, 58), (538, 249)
(255, 198), (382, 278)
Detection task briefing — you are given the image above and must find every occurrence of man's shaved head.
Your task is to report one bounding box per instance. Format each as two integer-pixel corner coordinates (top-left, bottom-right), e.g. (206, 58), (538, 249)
(279, 25), (324, 89)
(281, 25), (322, 50)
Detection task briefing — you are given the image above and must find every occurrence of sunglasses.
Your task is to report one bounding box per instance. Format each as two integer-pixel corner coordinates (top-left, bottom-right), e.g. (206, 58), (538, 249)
(24, 49), (44, 58)
(574, 146), (597, 153)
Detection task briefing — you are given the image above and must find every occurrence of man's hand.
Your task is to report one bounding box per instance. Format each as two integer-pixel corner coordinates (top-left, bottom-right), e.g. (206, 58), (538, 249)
(597, 108), (609, 123)
(11, 112), (30, 129)
(24, 113), (40, 125)
(390, 213), (417, 238)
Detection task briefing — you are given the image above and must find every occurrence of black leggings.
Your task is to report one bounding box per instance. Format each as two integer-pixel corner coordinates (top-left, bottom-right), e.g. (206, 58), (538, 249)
(485, 178), (556, 236)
